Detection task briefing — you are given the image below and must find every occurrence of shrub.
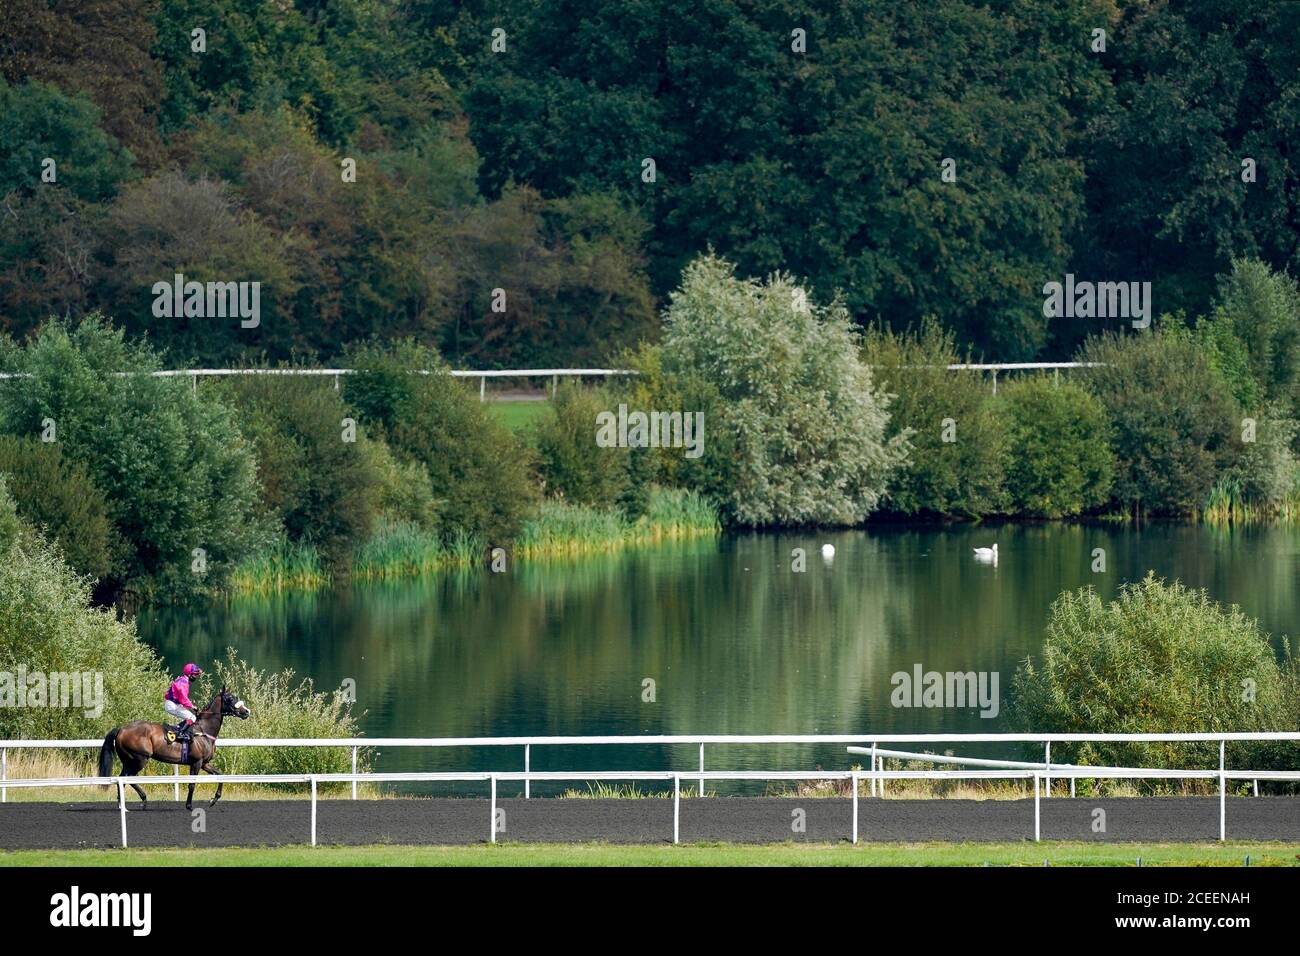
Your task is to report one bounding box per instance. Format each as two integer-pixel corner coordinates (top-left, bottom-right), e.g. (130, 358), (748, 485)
(0, 484), (164, 739)
(534, 382), (628, 507)
(1000, 377), (1112, 517)
(1012, 574), (1296, 775)
(862, 319), (1008, 516)
(615, 340), (733, 512)
(1209, 258), (1300, 409)
(0, 316), (269, 600)
(195, 648), (367, 780)
(0, 435), (116, 580)
(364, 438), (439, 530)
(1078, 329), (1237, 516)
(660, 254), (906, 526)
(220, 374), (382, 572)
(343, 340), (536, 548)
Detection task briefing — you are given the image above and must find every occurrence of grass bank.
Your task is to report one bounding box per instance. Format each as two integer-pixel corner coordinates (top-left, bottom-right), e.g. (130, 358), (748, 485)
(3, 842), (1296, 867)
(226, 486), (719, 596)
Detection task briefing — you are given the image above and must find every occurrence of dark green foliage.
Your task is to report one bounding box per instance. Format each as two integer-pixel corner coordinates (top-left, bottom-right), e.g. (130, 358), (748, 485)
(862, 321), (1007, 517)
(0, 78), (133, 202)
(219, 374), (381, 572)
(1078, 330), (1238, 516)
(1069, 2), (1300, 347)
(343, 340), (536, 547)
(1000, 377), (1113, 518)
(0, 435), (116, 580)
(0, 317), (267, 600)
(534, 383), (628, 508)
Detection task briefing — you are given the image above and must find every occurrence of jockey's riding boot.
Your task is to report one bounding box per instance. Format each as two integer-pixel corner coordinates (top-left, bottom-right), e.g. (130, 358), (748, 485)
(176, 722), (193, 742)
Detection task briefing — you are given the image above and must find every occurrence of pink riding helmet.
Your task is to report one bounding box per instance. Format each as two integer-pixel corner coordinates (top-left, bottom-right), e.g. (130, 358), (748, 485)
(183, 663), (203, 677)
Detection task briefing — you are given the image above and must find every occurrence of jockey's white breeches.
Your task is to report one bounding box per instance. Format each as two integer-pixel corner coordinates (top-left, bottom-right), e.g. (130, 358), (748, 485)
(164, 699), (197, 723)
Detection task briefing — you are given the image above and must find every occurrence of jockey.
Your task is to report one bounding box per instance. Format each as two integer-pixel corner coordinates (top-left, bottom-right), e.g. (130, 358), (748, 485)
(164, 663), (203, 741)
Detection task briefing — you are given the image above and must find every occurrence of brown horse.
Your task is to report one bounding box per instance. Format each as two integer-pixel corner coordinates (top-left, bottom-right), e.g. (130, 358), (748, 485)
(98, 687), (251, 810)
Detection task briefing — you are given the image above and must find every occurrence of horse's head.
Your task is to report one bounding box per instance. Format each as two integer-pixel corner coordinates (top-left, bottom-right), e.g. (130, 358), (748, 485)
(219, 686), (252, 720)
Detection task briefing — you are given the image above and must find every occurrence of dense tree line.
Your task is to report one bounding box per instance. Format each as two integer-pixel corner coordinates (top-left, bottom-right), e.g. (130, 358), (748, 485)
(1, 0), (1297, 365)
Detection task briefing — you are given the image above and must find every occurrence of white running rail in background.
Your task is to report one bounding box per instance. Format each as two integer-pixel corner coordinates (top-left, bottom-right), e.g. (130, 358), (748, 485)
(2, 733), (1298, 846)
(0, 362), (1098, 397)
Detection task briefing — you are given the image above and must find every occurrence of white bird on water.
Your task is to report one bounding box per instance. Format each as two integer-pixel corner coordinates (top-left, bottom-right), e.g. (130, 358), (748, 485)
(821, 544), (835, 558)
(973, 543), (998, 564)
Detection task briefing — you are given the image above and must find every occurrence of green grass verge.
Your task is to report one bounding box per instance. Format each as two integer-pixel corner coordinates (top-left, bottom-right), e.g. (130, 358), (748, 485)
(2, 842), (1297, 867)
(486, 400), (549, 433)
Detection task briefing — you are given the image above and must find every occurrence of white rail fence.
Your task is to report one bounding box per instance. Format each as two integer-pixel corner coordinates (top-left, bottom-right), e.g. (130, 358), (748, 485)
(1, 733), (1297, 847)
(0, 362), (1096, 397)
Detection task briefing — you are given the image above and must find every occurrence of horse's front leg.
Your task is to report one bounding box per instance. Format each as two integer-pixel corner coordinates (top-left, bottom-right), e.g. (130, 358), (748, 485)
(185, 762), (200, 811)
(202, 762), (223, 807)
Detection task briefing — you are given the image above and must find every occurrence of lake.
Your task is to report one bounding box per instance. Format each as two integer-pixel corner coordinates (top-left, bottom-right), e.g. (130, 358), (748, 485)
(136, 523), (1300, 790)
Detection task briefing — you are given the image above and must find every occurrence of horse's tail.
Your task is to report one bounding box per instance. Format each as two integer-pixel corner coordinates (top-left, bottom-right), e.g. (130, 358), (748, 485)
(98, 728), (120, 782)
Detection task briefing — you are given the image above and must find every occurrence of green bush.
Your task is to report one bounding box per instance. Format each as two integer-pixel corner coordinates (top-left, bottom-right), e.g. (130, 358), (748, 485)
(343, 340), (536, 548)
(220, 374), (382, 572)
(660, 254), (906, 526)
(1209, 259), (1300, 410)
(535, 383), (629, 507)
(0, 435), (116, 580)
(1012, 574), (1296, 776)
(0, 317), (269, 600)
(1078, 329), (1237, 516)
(0, 484), (164, 739)
(862, 320), (1008, 517)
(191, 648), (366, 780)
(1000, 377), (1112, 518)
(364, 437), (439, 531)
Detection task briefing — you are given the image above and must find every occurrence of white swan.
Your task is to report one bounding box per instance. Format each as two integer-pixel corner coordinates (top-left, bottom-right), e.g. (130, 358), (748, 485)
(821, 544), (836, 558)
(973, 543), (998, 562)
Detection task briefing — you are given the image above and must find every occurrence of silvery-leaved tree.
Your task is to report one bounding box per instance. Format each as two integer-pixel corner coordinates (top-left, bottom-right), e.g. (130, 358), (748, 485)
(661, 254), (908, 526)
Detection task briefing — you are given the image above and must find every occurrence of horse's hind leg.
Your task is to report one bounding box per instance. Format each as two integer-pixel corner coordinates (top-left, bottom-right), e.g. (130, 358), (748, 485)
(121, 758), (148, 809)
(202, 763), (223, 807)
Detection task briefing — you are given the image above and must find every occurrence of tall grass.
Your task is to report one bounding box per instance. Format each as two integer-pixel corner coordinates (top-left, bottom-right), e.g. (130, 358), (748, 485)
(227, 536), (329, 594)
(1203, 476), (1300, 525)
(227, 487), (720, 594)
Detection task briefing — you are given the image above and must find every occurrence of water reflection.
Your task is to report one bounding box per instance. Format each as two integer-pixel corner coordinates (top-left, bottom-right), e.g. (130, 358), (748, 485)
(138, 524), (1299, 789)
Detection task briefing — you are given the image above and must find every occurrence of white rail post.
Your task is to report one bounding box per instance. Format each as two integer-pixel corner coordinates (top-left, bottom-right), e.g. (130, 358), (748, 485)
(490, 774), (497, 844)
(191, 373), (197, 395)
(851, 770), (859, 845)
(351, 746), (358, 800)
(1044, 741), (1051, 797)
(673, 774), (680, 845)
(333, 373), (340, 391)
(480, 376), (486, 401)
(1, 747), (6, 803)
(1033, 774), (1040, 842)
(870, 743), (877, 797)
(173, 764), (180, 801)
(1219, 740), (1226, 842)
(551, 374), (558, 397)
(118, 780), (128, 848)
(310, 776), (318, 846)
(698, 743), (705, 797)
(524, 744), (531, 799)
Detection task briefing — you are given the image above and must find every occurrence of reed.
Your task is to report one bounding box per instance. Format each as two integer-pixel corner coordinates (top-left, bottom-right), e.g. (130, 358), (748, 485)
(226, 487), (721, 595)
